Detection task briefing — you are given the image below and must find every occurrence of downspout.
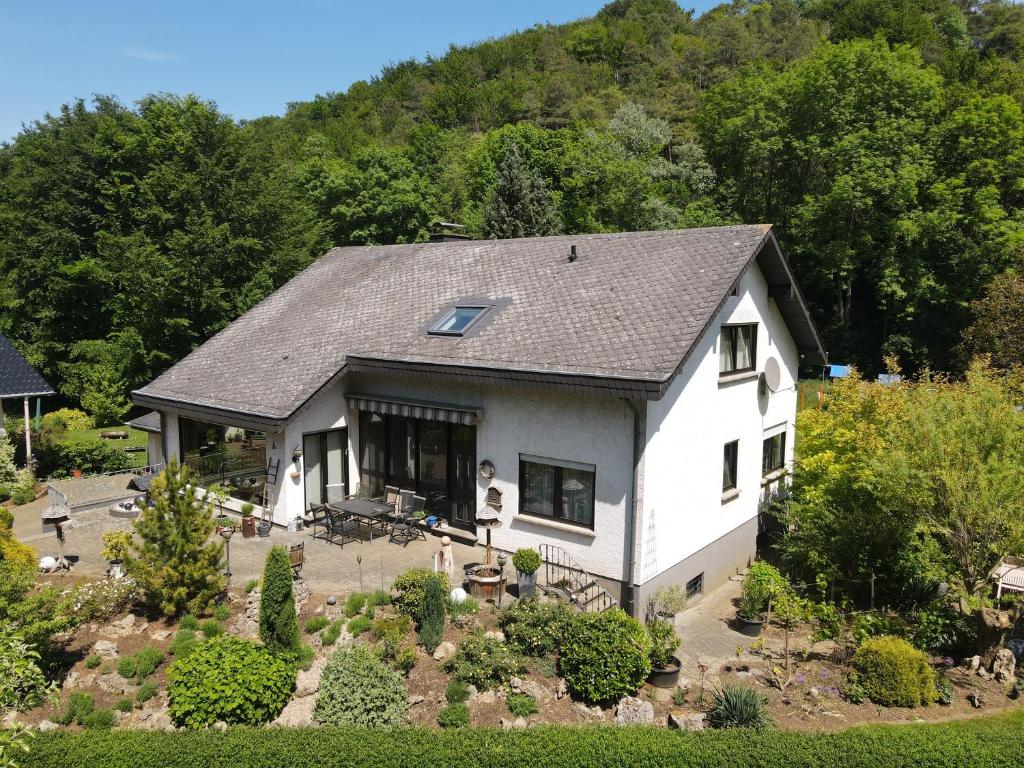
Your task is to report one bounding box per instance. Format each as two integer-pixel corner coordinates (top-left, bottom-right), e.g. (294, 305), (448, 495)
(622, 398), (645, 618)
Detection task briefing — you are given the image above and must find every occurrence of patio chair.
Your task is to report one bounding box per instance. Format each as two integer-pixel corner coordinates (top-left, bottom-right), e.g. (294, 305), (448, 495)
(307, 504), (330, 542)
(389, 494), (427, 547)
(289, 542), (304, 578)
(324, 507), (362, 548)
(384, 485), (401, 518)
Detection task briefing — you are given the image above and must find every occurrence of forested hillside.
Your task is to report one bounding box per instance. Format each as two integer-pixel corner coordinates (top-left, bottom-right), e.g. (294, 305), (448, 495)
(2, 0), (1024, 418)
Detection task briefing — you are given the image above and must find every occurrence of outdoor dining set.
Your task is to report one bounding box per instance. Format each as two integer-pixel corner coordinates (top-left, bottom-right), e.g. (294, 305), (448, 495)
(306, 487), (428, 548)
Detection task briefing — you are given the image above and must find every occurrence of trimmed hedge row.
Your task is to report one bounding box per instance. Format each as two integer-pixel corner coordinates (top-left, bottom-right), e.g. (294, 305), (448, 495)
(22, 710), (1024, 768)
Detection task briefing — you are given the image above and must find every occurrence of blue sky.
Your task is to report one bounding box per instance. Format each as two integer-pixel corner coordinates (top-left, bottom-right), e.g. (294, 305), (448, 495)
(2, 1), (719, 143)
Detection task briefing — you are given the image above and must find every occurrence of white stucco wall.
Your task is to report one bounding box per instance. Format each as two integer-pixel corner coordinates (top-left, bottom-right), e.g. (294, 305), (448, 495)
(638, 261), (799, 588)
(146, 432), (164, 468)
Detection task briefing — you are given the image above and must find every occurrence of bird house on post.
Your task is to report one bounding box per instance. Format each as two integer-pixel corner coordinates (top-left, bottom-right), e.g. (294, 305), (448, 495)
(0, 333), (55, 470)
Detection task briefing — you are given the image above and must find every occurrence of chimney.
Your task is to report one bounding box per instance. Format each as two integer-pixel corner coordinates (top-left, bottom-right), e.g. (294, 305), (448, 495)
(428, 222), (471, 243)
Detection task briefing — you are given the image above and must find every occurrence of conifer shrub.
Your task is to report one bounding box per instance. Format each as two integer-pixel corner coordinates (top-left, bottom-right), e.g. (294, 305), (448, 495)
(417, 575), (446, 653)
(558, 609), (651, 704)
(313, 645), (407, 727)
(167, 636), (294, 728)
(258, 545), (300, 655)
(392, 569), (449, 620)
(851, 635), (937, 707)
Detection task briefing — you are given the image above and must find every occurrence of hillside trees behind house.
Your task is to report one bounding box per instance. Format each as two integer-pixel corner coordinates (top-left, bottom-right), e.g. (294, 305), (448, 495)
(4, 1), (1024, 405)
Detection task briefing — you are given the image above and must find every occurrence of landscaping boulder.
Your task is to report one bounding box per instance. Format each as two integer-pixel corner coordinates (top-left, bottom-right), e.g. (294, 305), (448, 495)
(484, 630), (505, 643)
(500, 717), (529, 729)
(993, 648), (1016, 683)
(432, 641), (456, 661)
(272, 695), (316, 727)
(92, 639), (119, 659)
(556, 678), (568, 699)
(669, 712), (706, 731)
(102, 614), (143, 637)
(510, 676), (549, 702)
(97, 672), (136, 696)
(150, 629), (172, 642)
(293, 579), (311, 609)
(572, 702), (604, 721)
(614, 696), (654, 726)
(36, 720), (59, 732)
(64, 671), (97, 690)
(471, 689), (497, 705)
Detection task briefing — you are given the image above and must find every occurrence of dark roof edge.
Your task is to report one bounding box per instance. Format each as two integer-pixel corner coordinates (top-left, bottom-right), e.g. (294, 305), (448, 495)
(761, 229), (828, 366)
(131, 392), (287, 433)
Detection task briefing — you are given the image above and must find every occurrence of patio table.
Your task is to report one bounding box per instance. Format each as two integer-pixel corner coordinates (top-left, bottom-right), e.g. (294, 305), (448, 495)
(327, 498), (394, 542)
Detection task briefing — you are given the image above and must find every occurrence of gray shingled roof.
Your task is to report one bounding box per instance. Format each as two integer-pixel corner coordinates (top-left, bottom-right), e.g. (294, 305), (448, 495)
(0, 333), (54, 398)
(127, 410), (162, 433)
(134, 226), (825, 427)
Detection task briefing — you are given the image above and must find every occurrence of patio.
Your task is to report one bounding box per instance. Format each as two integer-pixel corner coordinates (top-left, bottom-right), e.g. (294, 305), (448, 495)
(14, 501), (484, 595)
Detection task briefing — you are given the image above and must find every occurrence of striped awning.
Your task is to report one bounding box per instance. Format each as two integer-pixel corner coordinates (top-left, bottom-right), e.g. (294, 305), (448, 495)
(345, 393), (483, 425)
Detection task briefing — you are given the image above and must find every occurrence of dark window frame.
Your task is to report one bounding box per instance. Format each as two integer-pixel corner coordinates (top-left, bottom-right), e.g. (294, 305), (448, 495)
(428, 305), (489, 337)
(686, 572), (704, 598)
(762, 430), (786, 476)
(722, 440), (739, 492)
(518, 454), (596, 530)
(302, 427), (349, 511)
(719, 323), (758, 375)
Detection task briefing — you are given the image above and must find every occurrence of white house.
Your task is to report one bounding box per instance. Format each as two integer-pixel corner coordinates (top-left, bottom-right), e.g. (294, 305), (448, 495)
(132, 225), (825, 616)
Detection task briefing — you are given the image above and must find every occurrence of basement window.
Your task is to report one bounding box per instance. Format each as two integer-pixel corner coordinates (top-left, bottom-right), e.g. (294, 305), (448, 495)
(429, 306), (488, 336)
(686, 572), (704, 598)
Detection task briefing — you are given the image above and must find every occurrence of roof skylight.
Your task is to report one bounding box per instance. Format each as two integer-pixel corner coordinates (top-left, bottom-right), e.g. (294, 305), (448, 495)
(429, 305), (488, 336)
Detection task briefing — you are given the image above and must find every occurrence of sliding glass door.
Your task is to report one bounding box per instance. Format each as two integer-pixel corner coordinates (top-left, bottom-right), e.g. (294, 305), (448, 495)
(303, 429), (348, 511)
(358, 411), (476, 530)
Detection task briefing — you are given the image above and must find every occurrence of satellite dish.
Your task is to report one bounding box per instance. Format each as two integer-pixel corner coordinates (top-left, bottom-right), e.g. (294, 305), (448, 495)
(761, 356), (782, 394)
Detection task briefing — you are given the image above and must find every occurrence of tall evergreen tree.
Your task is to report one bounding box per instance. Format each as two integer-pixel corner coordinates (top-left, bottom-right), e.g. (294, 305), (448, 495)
(258, 545), (300, 655)
(125, 460), (224, 616)
(484, 145), (561, 239)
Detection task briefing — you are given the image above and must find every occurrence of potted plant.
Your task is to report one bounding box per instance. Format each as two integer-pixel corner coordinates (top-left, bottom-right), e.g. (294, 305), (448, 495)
(646, 618), (682, 687)
(102, 530), (132, 579)
(511, 547), (542, 599)
(240, 502), (256, 538)
(650, 584), (687, 622)
(736, 561), (787, 636)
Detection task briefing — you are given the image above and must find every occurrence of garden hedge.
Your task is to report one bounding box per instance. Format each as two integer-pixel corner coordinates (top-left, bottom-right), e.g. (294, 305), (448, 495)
(21, 710), (1024, 768)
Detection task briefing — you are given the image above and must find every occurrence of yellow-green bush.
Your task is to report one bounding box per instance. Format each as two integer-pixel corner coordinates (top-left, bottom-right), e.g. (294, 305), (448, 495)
(852, 635), (937, 707)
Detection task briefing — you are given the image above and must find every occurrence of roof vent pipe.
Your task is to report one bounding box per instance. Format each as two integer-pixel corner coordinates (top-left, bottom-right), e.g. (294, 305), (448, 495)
(568, 244), (578, 263)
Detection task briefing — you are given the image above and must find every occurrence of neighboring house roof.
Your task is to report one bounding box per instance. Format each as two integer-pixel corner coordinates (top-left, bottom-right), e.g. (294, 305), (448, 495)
(127, 410), (162, 434)
(133, 225), (826, 431)
(0, 333), (55, 398)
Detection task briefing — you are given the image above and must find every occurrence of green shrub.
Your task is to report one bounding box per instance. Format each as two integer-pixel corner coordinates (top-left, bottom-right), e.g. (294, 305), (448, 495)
(367, 590), (392, 608)
(244, 579), (259, 594)
(313, 645), (407, 726)
(707, 685), (773, 730)
(258, 546), (300, 655)
(169, 629), (199, 659)
(347, 615), (372, 636)
(511, 548), (541, 575)
(442, 633), (523, 690)
(446, 680), (470, 704)
(199, 619), (223, 639)
(344, 592), (367, 617)
(305, 616), (329, 634)
(178, 614), (199, 631)
(10, 470), (37, 505)
(133, 647), (165, 679)
(936, 675), (954, 706)
(84, 654), (101, 669)
(167, 636), (295, 728)
(852, 635), (937, 707)
(447, 595), (479, 620)
(17, 710), (1024, 766)
(117, 656), (138, 680)
(646, 618), (679, 669)
(294, 643), (316, 671)
(499, 599), (577, 657)
(35, 440), (130, 479)
(41, 408), (93, 434)
(437, 702), (470, 729)
(672, 686), (688, 706)
(392, 646), (417, 676)
(115, 698), (134, 713)
(136, 680), (159, 705)
(558, 609), (651, 704)
(212, 603), (230, 622)
(82, 708), (115, 730)
(507, 692), (538, 718)
(322, 620), (342, 647)
(393, 569), (449, 619)
(101, 530), (133, 563)
(371, 614), (413, 657)
(418, 575), (446, 653)
(58, 692), (94, 725)
(739, 562), (789, 619)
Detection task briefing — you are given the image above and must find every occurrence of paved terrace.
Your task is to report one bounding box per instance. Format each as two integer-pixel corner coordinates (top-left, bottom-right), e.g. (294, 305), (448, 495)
(14, 499), (484, 595)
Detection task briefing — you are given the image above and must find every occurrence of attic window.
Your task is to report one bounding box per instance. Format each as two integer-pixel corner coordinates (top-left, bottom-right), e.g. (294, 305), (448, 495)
(429, 306), (488, 336)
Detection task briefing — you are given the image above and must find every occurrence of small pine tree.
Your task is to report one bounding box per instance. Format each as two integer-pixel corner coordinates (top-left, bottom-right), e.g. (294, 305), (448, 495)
(418, 575), (446, 654)
(125, 460), (224, 616)
(484, 144), (561, 240)
(259, 546), (300, 655)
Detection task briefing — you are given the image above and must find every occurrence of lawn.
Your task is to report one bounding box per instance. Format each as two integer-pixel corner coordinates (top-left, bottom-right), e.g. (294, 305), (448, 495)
(58, 426), (150, 468)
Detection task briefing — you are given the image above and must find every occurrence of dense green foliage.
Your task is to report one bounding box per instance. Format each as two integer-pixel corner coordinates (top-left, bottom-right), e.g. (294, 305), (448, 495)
(258, 546), (300, 655)
(852, 636), (938, 707)
(442, 633), (525, 691)
(392, 569), (449, 620)
(313, 645), (407, 727)
(124, 461), (224, 616)
(5, 1), (1024, 403)
(167, 636), (295, 728)
(18, 710), (1024, 767)
(499, 599), (577, 657)
(707, 684), (773, 730)
(558, 609), (652, 704)
(35, 439), (131, 479)
(511, 548), (542, 575)
(436, 703), (471, 729)
(417, 575), (446, 653)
